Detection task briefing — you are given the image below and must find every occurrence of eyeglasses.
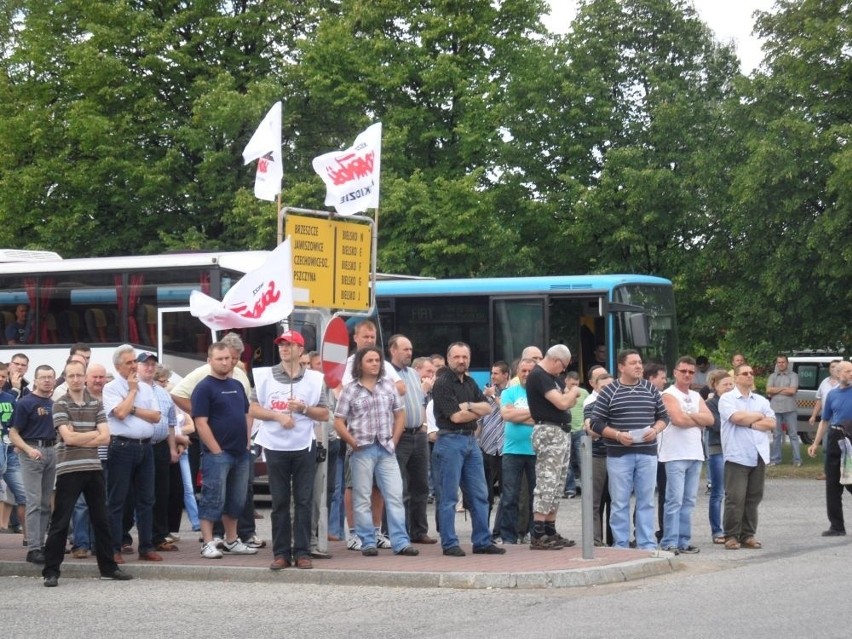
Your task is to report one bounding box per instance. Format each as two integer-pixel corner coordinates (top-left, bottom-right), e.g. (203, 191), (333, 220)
(739, 371), (755, 376)
(675, 369), (696, 375)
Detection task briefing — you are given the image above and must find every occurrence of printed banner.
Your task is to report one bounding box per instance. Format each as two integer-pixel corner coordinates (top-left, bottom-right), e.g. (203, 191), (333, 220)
(190, 240), (294, 330)
(242, 101), (283, 202)
(312, 122), (381, 216)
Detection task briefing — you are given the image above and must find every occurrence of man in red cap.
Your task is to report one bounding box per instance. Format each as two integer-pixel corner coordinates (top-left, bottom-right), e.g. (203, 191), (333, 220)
(251, 330), (329, 570)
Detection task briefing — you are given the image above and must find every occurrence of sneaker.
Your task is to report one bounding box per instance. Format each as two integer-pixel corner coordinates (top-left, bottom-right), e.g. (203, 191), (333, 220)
(200, 541), (223, 559)
(165, 533), (181, 543)
(245, 535), (267, 549)
(361, 547), (378, 557)
(678, 545), (700, 554)
(346, 534), (362, 551)
(375, 530), (392, 549)
(222, 538), (259, 555)
(660, 545), (680, 555)
(472, 544), (506, 555)
(44, 575), (58, 588)
(529, 535), (563, 550)
(394, 546), (419, 556)
(443, 546), (466, 557)
(550, 533), (576, 548)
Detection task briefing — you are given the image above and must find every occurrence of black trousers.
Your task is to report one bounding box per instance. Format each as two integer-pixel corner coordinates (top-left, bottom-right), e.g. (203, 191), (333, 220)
(825, 430), (852, 532)
(395, 430), (430, 539)
(152, 440), (172, 545)
(43, 470), (118, 578)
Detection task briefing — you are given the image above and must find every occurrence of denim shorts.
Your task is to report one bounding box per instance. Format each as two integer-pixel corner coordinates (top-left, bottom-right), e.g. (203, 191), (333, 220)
(198, 450), (250, 522)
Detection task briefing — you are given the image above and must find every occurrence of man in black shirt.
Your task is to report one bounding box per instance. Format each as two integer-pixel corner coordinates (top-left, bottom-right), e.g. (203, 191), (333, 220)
(526, 344), (581, 549)
(431, 342), (506, 557)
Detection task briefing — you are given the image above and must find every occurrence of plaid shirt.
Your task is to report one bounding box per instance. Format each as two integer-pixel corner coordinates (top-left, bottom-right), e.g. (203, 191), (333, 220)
(335, 377), (402, 453)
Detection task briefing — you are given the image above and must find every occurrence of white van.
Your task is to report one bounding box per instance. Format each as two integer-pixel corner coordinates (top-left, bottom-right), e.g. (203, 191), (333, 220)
(789, 353), (847, 444)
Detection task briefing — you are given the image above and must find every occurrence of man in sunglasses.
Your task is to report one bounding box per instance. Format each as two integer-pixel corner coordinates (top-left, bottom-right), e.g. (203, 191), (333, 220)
(718, 364), (776, 550)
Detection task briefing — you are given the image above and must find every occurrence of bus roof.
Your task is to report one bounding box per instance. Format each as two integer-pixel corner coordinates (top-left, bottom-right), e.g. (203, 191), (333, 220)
(0, 251), (269, 275)
(374, 274), (671, 297)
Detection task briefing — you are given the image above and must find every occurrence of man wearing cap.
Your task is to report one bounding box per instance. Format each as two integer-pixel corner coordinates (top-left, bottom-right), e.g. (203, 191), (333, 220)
(251, 330), (329, 570)
(136, 351), (180, 553)
(103, 344), (163, 564)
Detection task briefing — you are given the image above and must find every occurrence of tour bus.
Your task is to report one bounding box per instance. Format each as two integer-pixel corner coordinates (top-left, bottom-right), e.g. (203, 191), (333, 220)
(373, 274), (678, 385)
(0, 249), (329, 379)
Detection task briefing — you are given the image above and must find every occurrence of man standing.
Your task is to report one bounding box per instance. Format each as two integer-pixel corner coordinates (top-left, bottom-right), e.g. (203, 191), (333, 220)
(809, 361), (852, 536)
(192, 342), (257, 559)
(8, 365), (56, 563)
(525, 345), (580, 550)
(564, 371), (589, 498)
(4, 353), (30, 399)
(658, 357), (714, 554)
(591, 349), (668, 550)
(251, 330), (327, 570)
(431, 342), (505, 557)
(136, 351), (179, 552)
(104, 345), (163, 564)
(334, 347), (419, 557)
(478, 360), (509, 540)
(388, 334), (436, 544)
(719, 363), (775, 549)
(766, 354), (801, 466)
(498, 358), (537, 544)
(41, 360), (132, 586)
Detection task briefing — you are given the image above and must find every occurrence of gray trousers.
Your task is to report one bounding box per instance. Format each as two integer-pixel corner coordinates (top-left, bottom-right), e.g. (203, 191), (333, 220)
(18, 446), (57, 548)
(723, 459), (765, 541)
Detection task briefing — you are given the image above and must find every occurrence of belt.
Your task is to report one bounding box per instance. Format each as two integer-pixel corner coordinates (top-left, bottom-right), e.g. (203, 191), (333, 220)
(111, 435), (152, 445)
(403, 427), (423, 434)
(440, 429), (475, 435)
(535, 421), (572, 433)
(24, 439), (55, 447)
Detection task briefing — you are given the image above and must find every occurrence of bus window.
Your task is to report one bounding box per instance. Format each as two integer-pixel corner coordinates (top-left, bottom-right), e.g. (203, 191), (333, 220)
(492, 297), (544, 366)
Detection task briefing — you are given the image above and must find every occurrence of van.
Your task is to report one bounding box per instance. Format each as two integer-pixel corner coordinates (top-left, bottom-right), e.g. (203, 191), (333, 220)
(789, 354), (846, 444)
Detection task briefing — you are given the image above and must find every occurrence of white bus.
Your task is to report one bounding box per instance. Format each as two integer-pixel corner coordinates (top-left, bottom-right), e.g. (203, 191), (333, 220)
(0, 249), (329, 378)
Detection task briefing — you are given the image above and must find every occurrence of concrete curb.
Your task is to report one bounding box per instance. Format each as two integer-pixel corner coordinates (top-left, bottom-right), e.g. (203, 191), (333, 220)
(0, 554), (679, 589)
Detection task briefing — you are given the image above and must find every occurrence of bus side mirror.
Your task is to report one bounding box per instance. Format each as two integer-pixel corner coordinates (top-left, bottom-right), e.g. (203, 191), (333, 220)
(629, 313), (650, 348)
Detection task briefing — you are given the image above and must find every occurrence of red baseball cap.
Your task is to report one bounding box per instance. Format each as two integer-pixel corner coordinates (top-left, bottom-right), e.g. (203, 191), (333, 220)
(274, 330), (305, 346)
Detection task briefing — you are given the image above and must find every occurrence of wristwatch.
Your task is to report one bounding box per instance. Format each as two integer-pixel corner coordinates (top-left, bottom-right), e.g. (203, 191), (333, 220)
(130, 406), (136, 415)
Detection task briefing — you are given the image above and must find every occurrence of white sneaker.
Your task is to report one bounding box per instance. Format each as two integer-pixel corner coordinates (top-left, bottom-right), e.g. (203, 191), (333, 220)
(201, 541), (223, 559)
(346, 534), (362, 551)
(245, 535), (266, 549)
(212, 536), (224, 549)
(376, 530), (392, 549)
(221, 538), (259, 555)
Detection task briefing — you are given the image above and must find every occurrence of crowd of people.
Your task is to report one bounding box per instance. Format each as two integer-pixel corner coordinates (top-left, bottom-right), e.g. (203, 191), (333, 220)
(1, 328), (850, 588)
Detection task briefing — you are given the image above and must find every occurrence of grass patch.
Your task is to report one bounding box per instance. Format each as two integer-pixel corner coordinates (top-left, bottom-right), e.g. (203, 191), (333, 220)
(766, 442), (824, 479)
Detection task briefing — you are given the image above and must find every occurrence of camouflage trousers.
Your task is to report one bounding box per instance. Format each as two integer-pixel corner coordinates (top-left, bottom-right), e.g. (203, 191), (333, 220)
(531, 424), (571, 515)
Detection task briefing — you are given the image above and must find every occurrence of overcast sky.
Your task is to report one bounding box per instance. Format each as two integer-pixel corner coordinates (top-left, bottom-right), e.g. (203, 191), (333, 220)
(543, 0), (777, 74)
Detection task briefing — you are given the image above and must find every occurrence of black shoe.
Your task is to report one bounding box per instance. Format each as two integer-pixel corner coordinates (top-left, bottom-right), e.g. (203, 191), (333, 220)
(361, 547), (378, 557)
(473, 544), (506, 555)
(43, 575), (58, 588)
(394, 546), (420, 556)
(100, 569), (133, 581)
(821, 529), (846, 537)
(443, 546), (466, 557)
(26, 549), (45, 564)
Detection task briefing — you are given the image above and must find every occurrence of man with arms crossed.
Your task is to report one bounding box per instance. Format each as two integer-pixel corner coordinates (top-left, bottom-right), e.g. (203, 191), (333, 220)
(41, 360), (132, 586)
(766, 354), (801, 466)
(719, 363), (775, 550)
(432, 342), (505, 557)
(525, 345), (580, 549)
(658, 356), (714, 554)
(591, 350), (668, 550)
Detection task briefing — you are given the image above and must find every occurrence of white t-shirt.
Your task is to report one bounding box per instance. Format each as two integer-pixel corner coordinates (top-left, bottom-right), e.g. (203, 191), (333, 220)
(658, 386), (705, 462)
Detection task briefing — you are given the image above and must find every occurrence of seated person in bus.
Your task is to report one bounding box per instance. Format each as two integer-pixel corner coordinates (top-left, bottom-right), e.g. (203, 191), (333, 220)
(6, 304), (31, 345)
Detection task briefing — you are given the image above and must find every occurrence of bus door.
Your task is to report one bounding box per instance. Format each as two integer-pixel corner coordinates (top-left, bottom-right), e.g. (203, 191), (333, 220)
(491, 296), (545, 371)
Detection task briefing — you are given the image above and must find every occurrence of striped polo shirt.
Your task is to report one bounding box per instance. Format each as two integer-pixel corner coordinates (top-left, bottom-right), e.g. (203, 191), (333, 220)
(53, 390), (106, 476)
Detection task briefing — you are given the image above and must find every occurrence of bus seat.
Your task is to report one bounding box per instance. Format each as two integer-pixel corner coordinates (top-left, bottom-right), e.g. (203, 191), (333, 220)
(136, 304), (157, 346)
(58, 310), (81, 343)
(43, 313), (58, 343)
(105, 309), (120, 342)
(85, 308), (108, 343)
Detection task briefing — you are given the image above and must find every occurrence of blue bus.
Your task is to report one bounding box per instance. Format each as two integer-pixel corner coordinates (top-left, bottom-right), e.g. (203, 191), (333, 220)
(373, 274), (677, 384)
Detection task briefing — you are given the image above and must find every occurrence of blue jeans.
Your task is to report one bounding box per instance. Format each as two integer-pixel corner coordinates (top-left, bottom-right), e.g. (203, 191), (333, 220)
(707, 453), (725, 538)
(350, 443), (410, 552)
(107, 439), (155, 553)
(771, 411), (801, 464)
(329, 442), (345, 539)
(0, 442), (26, 505)
(607, 453), (657, 549)
(500, 453), (535, 543)
(266, 445), (316, 560)
(564, 431), (583, 494)
(71, 493), (93, 550)
(432, 433), (491, 550)
(179, 451), (200, 530)
(198, 450), (250, 523)
(661, 459), (701, 549)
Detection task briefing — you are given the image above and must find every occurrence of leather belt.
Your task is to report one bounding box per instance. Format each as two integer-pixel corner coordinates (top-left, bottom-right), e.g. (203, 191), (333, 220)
(24, 439), (55, 447)
(111, 435), (152, 445)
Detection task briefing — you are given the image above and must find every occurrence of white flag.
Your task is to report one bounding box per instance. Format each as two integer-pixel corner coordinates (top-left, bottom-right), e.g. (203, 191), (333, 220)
(190, 240), (294, 330)
(242, 101), (283, 202)
(312, 122), (381, 216)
